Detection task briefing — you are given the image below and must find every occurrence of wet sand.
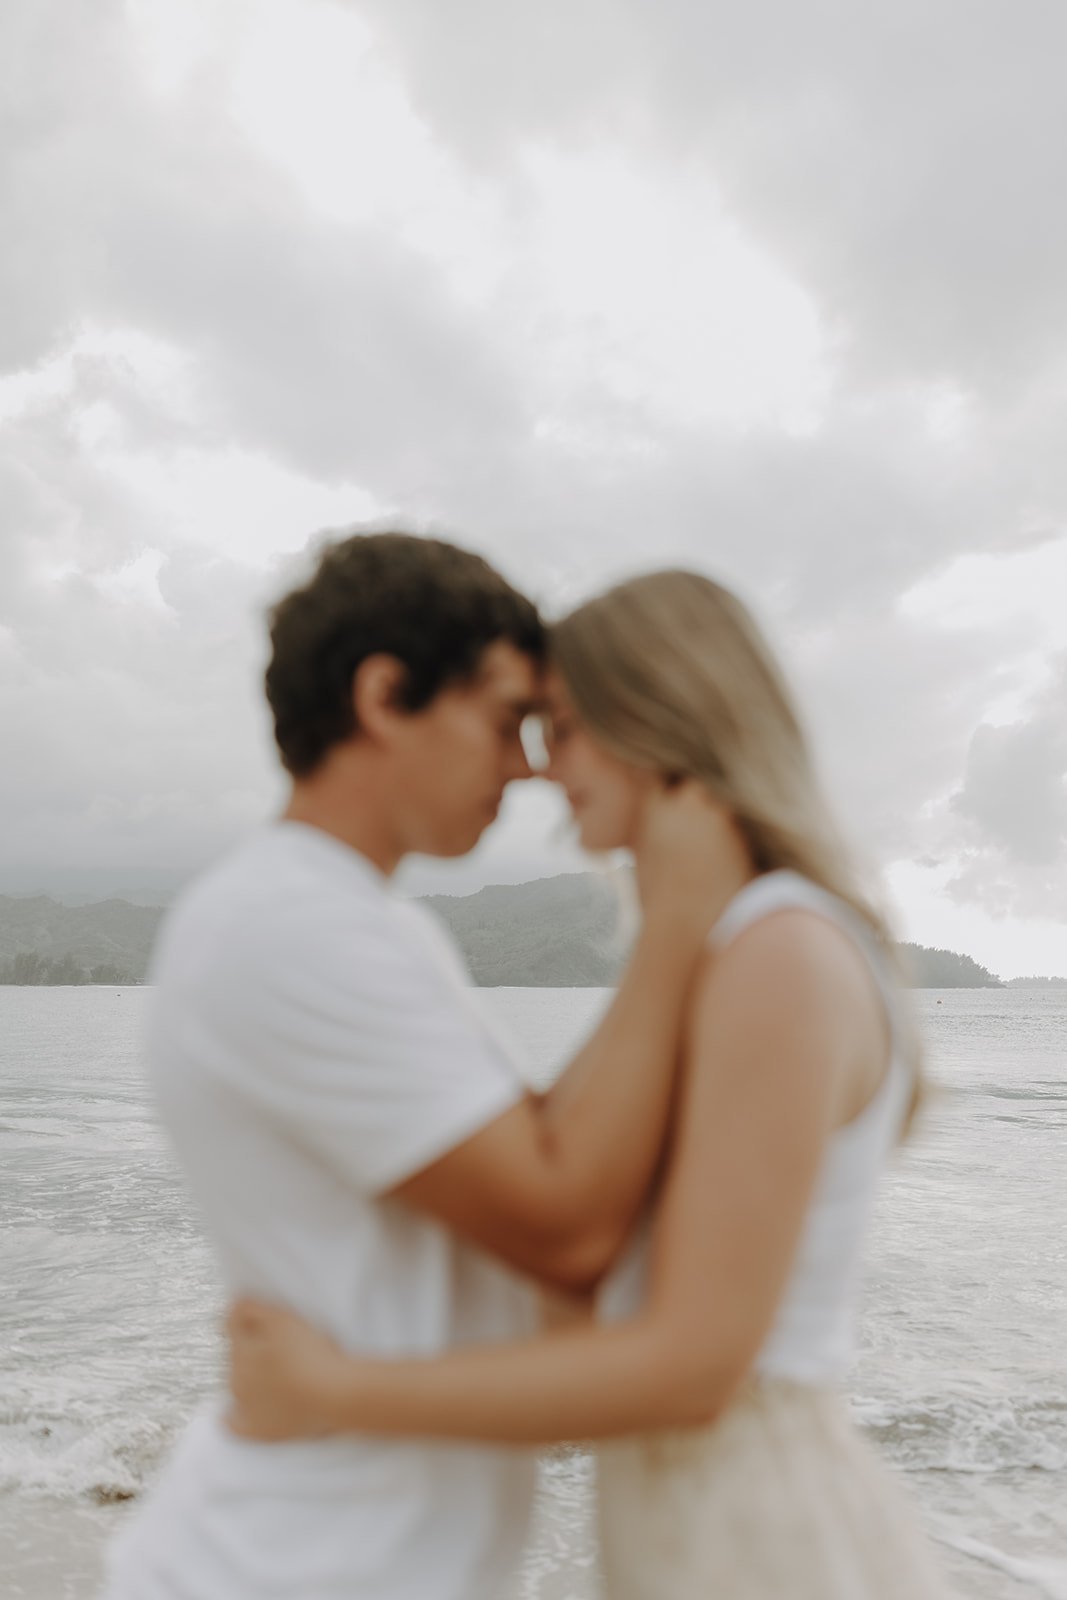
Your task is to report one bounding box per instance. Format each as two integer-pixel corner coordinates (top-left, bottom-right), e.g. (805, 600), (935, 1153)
(0, 1495), (131, 1600)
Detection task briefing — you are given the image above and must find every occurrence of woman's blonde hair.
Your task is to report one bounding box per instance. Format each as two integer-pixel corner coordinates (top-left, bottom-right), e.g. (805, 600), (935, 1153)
(550, 569), (923, 1129)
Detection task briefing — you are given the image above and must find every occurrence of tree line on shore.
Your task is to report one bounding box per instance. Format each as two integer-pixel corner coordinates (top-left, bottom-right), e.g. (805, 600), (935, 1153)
(0, 950), (140, 986)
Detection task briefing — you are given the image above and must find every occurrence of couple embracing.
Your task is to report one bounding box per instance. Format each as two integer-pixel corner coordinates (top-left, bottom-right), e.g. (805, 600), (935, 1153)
(105, 531), (951, 1599)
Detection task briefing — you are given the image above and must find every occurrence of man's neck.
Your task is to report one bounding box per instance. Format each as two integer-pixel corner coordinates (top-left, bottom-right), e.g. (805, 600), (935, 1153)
(283, 776), (403, 878)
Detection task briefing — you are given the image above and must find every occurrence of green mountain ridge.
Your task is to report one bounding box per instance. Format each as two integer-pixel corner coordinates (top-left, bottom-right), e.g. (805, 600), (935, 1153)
(3, 879), (1060, 989)
(0, 895), (165, 984)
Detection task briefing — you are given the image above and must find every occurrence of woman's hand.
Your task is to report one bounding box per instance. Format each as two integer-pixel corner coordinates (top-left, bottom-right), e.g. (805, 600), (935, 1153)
(225, 1299), (357, 1441)
(635, 777), (731, 927)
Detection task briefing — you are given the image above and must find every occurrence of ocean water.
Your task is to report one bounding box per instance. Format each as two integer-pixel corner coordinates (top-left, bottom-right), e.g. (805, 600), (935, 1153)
(1, 985), (1065, 1598)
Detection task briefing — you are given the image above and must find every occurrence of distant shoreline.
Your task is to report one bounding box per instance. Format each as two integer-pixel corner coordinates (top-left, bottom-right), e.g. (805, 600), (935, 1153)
(8, 972), (1067, 985)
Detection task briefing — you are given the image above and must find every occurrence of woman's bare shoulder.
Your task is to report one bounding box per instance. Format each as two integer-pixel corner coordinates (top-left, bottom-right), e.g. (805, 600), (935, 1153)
(684, 906), (879, 1073)
(698, 902), (871, 1001)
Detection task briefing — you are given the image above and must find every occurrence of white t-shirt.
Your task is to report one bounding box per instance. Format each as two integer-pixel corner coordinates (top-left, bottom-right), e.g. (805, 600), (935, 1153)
(105, 821), (538, 1600)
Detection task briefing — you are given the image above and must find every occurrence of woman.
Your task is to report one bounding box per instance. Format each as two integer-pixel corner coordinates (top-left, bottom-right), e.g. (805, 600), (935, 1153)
(226, 570), (951, 1598)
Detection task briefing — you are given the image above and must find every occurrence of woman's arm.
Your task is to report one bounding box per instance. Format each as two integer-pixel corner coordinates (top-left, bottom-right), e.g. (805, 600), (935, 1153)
(228, 913), (866, 1445)
(385, 784), (726, 1293)
(228, 1301), (691, 1444)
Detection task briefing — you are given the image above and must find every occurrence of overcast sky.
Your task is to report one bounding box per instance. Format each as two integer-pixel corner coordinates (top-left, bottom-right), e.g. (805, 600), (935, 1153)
(2, 0), (1066, 977)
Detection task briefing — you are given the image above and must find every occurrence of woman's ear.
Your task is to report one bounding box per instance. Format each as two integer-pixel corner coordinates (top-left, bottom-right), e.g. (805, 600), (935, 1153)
(350, 654), (410, 745)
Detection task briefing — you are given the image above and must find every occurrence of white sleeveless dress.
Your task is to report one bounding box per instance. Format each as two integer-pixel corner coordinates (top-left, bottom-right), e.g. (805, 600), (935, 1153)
(595, 872), (953, 1599)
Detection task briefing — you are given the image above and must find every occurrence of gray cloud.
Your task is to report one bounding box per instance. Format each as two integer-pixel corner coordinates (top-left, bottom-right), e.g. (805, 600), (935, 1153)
(944, 658), (1067, 918)
(0, 382), (284, 893)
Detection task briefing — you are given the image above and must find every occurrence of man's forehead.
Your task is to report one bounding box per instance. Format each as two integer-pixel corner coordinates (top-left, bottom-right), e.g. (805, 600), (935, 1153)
(476, 641), (547, 708)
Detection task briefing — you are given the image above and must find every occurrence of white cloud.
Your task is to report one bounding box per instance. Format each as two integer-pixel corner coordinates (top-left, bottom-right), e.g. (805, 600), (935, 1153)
(509, 144), (831, 436)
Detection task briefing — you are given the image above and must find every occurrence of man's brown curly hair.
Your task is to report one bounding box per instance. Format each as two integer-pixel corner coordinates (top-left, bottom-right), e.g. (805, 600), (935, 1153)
(265, 531), (545, 777)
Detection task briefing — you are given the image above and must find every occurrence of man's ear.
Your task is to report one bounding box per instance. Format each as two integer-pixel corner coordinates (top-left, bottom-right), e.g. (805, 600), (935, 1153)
(351, 655), (410, 745)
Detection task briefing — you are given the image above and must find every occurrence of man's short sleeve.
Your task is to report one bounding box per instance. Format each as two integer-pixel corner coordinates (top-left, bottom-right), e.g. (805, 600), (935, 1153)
(236, 900), (527, 1196)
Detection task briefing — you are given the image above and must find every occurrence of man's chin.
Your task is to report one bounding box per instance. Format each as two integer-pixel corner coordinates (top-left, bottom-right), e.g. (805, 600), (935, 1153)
(423, 822), (492, 860)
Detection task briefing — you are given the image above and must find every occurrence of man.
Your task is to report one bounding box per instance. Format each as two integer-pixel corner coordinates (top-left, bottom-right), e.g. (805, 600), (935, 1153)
(106, 531), (715, 1600)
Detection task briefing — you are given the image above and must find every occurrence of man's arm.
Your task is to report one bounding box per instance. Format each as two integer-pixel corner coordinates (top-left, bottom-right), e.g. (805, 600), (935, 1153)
(391, 788), (724, 1292)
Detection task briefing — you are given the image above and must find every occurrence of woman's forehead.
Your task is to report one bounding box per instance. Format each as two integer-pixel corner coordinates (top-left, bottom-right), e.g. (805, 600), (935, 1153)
(540, 668), (572, 712)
